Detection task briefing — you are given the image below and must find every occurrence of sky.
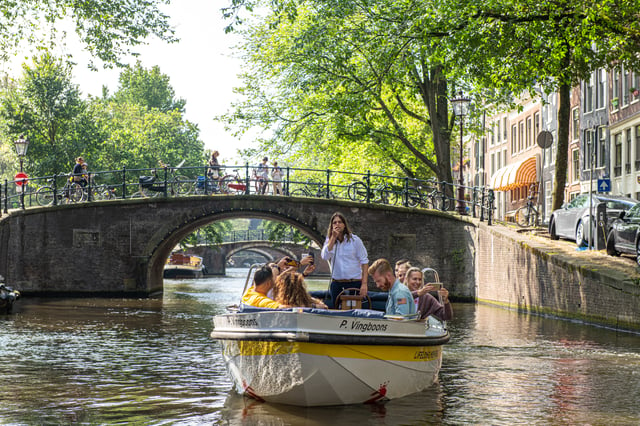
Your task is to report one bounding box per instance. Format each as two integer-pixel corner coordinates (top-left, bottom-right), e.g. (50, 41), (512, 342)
(7, 0), (254, 164)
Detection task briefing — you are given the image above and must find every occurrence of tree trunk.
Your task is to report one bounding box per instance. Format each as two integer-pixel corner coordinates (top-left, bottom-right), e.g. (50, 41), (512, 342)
(553, 80), (571, 211)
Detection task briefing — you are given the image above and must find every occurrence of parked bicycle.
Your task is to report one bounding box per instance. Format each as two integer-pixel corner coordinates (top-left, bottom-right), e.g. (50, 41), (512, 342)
(405, 183), (451, 210)
(35, 175), (85, 206)
(514, 185), (539, 227)
(347, 178), (398, 205)
(130, 161), (190, 198)
(219, 169), (247, 194)
(290, 180), (334, 198)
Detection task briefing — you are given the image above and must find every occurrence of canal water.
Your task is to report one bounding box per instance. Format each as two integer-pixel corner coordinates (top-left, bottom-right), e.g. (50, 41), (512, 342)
(1, 268), (639, 425)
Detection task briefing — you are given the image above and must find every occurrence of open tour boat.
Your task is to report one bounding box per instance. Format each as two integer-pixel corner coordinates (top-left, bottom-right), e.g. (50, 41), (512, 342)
(210, 266), (450, 406)
(163, 252), (206, 279)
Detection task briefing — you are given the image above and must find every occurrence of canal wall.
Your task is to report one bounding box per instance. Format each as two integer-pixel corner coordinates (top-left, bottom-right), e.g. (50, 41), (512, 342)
(474, 221), (640, 333)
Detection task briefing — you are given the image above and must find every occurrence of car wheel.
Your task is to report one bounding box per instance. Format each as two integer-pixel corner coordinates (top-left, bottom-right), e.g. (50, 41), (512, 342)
(575, 221), (587, 247)
(606, 230), (619, 256)
(549, 219), (559, 240)
(636, 240), (640, 267)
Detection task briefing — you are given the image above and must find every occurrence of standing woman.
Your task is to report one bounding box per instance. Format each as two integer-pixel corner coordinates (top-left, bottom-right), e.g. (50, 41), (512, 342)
(321, 212), (369, 308)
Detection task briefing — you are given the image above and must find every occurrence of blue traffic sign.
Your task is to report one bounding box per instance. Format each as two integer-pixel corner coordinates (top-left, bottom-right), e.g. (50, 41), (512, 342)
(597, 178), (611, 193)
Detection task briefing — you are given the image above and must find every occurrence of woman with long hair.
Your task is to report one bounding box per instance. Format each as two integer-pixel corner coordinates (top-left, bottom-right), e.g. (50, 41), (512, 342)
(320, 212), (369, 308)
(274, 271), (326, 309)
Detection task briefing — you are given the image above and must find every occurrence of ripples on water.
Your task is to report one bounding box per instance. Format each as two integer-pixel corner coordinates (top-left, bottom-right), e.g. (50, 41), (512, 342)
(1, 269), (639, 425)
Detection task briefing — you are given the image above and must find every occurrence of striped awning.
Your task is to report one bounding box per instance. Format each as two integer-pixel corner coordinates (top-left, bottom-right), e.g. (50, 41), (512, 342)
(489, 156), (537, 191)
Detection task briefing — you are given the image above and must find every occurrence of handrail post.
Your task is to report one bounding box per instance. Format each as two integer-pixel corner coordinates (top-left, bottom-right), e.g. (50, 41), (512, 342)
(285, 167), (290, 196)
(480, 188), (486, 221)
(163, 166), (169, 197)
(52, 174), (58, 206)
(87, 172), (93, 202)
(204, 165), (209, 195)
(365, 171), (371, 204)
(326, 169), (331, 198)
(403, 177), (409, 207)
(245, 162), (250, 195)
(3, 180), (7, 213)
(471, 186), (477, 218)
(488, 189), (494, 225)
(0, 181), (3, 216)
(439, 181), (446, 211)
(19, 179), (25, 210)
(121, 167), (127, 199)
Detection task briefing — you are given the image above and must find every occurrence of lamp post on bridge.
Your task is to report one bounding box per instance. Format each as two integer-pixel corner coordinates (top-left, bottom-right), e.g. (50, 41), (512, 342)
(451, 92), (471, 215)
(14, 134), (29, 173)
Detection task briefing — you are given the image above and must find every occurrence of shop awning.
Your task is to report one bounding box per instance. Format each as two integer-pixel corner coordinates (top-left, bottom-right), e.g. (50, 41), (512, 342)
(489, 156), (537, 191)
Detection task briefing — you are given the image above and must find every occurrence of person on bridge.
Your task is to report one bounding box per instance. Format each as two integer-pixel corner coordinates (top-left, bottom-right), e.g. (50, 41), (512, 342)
(321, 212), (369, 308)
(71, 157), (88, 187)
(241, 264), (284, 309)
(404, 267), (452, 321)
(368, 258), (416, 316)
(256, 156), (269, 194)
(271, 160), (283, 195)
(207, 151), (221, 181)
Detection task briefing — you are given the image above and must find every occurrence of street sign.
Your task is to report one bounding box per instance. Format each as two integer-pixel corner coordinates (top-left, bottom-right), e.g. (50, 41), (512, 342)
(536, 131), (553, 148)
(14, 172), (28, 186)
(597, 178), (611, 193)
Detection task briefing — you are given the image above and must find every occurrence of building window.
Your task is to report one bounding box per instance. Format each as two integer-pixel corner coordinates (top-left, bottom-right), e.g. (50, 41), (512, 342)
(633, 72), (640, 102)
(597, 126), (606, 168)
(491, 152), (495, 176)
(511, 124), (517, 154)
(572, 149), (580, 182)
(613, 69), (620, 107)
(622, 68), (630, 106)
(519, 121), (524, 152)
(597, 68), (606, 109)
(584, 74), (594, 113)
(496, 120), (501, 144)
(572, 108), (579, 140)
(503, 117), (507, 140)
(526, 117), (532, 148)
(626, 128), (632, 174)
(635, 126), (640, 170)
(614, 133), (622, 177)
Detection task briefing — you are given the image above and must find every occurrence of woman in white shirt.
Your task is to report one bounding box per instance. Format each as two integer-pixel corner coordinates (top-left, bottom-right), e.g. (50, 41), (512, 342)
(320, 212), (369, 308)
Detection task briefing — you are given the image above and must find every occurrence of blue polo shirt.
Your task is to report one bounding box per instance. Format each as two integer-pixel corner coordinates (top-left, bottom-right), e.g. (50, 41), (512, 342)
(386, 280), (416, 316)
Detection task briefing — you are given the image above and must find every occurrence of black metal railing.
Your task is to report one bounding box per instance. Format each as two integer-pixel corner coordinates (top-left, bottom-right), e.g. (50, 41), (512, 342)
(0, 164), (495, 225)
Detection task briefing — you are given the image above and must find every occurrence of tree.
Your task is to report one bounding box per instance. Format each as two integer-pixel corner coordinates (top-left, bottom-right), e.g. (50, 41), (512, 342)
(0, 52), (95, 176)
(414, 0), (640, 209)
(222, 0), (466, 191)
(111, 62), (186, 113)
(0, 1), (176, 67)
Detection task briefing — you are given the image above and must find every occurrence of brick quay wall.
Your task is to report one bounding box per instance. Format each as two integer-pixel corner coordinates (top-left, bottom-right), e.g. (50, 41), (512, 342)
(473, 220), (640, 333)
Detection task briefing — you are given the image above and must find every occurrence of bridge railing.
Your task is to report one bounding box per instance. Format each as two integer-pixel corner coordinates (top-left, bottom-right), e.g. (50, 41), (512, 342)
(1, 164), (494, 225)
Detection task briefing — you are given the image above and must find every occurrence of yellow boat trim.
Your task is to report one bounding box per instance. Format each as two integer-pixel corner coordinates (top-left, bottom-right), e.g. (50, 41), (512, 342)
(227, 341), (442, 362)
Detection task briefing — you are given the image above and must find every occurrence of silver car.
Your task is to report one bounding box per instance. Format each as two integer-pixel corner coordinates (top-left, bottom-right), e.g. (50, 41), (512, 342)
(548, 193), (637, 246)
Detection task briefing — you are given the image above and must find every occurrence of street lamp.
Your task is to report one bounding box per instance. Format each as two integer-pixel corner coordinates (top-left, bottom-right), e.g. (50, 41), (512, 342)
(451, 91), (471, 214)
(14, 134), (30, 173)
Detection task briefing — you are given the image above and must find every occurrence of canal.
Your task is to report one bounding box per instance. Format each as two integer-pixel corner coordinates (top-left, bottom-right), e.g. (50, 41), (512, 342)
(1, 269), (639, 424)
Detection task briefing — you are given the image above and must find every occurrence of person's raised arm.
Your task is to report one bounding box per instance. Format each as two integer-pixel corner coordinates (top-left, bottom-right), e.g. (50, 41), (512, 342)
(360, 263), (368, 297)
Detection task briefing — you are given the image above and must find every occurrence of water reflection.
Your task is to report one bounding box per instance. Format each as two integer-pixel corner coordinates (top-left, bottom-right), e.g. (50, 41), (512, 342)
(0, 271), (639, 424)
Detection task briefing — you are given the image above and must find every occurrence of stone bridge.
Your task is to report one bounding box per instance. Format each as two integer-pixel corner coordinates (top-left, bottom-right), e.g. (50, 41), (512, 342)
(0, 195), (475, 296)
(189, 242), (330, 275)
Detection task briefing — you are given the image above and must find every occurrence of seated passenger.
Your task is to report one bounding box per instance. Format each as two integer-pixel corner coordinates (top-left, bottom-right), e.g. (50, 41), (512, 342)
(368, 258), (416, 316)
(273, 271), (327, 309)
(404, 267), (453, 321)
(395, 260), (412, 284)
(241, 265), (284, 309)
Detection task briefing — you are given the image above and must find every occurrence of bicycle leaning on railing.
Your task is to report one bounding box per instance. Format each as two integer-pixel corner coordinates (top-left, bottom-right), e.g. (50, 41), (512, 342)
(514, 185), (539, 227)
(347, 178), (398, 205)
(290, 180), (335, 198)
(404, 182), (451, 210)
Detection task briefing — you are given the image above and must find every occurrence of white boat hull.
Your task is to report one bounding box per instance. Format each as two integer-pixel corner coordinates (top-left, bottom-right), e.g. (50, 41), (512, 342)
(212, 309), (448, 406)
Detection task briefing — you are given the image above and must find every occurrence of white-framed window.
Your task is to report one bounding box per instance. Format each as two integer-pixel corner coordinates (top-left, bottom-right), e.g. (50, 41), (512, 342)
(614, 133), (622, 177)
(496, 120), (501, 144)
(597, 68), (606, 109)
(613, 68), (620, 108)
(519, 121), (524, 152)
(626, 128), (632, 174)
(597, 126), (606, 169)
(622, 68), (630, 106)
(572, 149), (580, 182)
(572, 107), (579, 141)
(584, 73), (594, 113)
(511, 124), (517, 155)
(503, 117), (507, 140)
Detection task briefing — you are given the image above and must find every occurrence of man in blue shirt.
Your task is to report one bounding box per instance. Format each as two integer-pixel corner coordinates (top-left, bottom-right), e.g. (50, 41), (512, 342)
(368, 258), (416, 316)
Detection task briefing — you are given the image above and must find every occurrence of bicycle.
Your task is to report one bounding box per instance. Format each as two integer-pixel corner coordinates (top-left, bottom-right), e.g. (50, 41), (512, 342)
(514, 186), (539, 227)
(403, 181), (450, 210)
(290, 180), (335, 198)
(219, 169), (247, 194)
(347, 178), (398, 205)
(35, 175), (85, 206)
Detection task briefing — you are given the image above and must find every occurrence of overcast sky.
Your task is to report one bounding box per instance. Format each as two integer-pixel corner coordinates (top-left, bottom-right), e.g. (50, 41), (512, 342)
(6, 0), (254, 164)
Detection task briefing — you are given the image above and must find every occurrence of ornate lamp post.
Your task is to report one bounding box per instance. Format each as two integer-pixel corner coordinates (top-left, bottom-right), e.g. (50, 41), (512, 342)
(14, 134), (30, 173)
(451, 92), (471, 215)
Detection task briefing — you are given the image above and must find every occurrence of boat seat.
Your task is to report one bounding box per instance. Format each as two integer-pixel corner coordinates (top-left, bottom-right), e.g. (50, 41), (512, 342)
(336, 289), (372, 310)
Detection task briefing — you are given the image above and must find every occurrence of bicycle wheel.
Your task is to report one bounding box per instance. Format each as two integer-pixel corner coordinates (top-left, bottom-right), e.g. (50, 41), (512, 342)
(290, 188), (308, 197)
(380, 185), (398, 205)
(514, 206), (530, 227)
(36, 186), (55, 206)
(405, 187), (422, 208)
(347, 181), (368, 202)
(172, 175), (191, 195)
(68, 183), (85, 202)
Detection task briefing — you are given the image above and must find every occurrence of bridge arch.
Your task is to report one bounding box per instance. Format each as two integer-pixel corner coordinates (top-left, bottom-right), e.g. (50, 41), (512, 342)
(0, 195), (474, 296)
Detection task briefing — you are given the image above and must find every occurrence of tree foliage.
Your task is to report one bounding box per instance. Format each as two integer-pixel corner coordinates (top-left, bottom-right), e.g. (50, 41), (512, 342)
(0, 0), (176, 68)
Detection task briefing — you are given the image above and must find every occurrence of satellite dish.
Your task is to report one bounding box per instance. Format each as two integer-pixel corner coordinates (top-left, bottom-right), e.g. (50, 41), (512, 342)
(537, 131), (553, 149)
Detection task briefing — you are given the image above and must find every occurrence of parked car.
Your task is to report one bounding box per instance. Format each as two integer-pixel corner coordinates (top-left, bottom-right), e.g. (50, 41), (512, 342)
(548, 193), (637, 247)
(606, 202), (640, 265)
